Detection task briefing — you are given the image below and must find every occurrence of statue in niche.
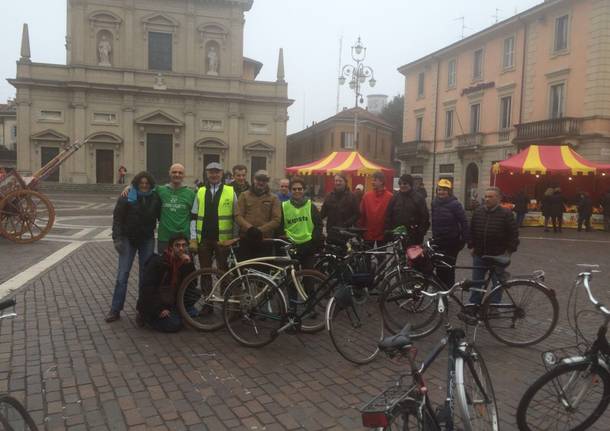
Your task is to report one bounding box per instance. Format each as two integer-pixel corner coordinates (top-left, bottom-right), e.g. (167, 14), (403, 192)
(98, 34), (112, 67)
(207, 45), (219, 76)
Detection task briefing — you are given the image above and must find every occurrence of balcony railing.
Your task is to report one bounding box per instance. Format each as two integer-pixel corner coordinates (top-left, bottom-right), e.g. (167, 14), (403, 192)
(395, 140), (432, 160)
(515, 117), (581, 142)
(456, 133), (484, 151)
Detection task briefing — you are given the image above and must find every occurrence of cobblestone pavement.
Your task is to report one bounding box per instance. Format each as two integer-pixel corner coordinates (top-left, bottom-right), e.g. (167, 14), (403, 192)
(1, 194), (610, 430)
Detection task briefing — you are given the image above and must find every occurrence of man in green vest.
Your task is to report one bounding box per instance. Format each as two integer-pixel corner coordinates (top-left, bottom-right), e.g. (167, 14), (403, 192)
(280, 176), (323, 269)
(189, 162), (237, 271)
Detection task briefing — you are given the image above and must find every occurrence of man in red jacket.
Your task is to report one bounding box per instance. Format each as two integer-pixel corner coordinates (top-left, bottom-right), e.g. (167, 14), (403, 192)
(359, 171), (393, 244)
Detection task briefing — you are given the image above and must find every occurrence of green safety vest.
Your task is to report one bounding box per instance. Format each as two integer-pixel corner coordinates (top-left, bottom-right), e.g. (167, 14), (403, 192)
(282, 200), (314, 245)
(196, 185), (234, 242)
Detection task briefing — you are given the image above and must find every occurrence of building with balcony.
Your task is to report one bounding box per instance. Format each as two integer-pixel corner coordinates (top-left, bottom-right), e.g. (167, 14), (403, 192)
(398, 0), (610, 208)
(0, 101), (17, 170)
(9, 0), (291, 184)
(286, 107), (394, 168)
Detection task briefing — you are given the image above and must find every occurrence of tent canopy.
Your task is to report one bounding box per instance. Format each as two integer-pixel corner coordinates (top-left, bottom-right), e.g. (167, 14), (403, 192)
(286, 151), (393, 176)
(492, 145), (610, 176)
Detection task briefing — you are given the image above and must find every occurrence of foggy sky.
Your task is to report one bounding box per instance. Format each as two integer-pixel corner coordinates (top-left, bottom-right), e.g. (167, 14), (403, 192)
(0, 0), (541, 134)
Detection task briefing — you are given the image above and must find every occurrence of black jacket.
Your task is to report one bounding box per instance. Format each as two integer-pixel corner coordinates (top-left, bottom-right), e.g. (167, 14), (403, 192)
(112, 194), (161, 245)
(136, 254), (196, 320)
(469, 205), (519, 256)
(513, 193), (529, 214)
(320, 189), (360, 232)
(548, 193), (565, 217)
(577, 195), (593, 217)
(384, 190), (430, 244)
(431, 196), (470, 247)
(601, 192), (610, 216)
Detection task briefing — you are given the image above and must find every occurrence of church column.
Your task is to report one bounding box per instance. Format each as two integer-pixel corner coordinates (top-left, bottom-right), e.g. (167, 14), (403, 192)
(227, 102), (241, 169)
(15, 92), (32, 175)
(122, 94), (135, 178)
(71, 90), (88, 183)
(183, 104), (196, 181)
(274, 110), (288, 181)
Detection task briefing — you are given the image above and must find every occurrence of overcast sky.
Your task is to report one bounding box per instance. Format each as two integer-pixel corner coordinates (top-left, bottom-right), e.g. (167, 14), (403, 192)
(0, 0), (541, 133)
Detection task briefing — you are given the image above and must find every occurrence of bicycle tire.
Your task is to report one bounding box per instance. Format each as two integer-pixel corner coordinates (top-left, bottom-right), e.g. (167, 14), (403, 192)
(482, 279), (558, 347)
(0, 394), (39, 431)
(176, 268), (225, 332)
(293, 269), (330, 334)
(326, 292), (383, 365)
(516, 361), (610, 431)
(222, 272), (287, 348)
(454, 345), (499, 431)
(380, 272), (443, 339)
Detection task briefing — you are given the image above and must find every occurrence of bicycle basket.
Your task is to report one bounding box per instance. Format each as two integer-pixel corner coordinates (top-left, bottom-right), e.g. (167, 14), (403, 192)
(360, 383), (419, 428)
(541, 344), (588, 372)
(349, 272), (375, 287)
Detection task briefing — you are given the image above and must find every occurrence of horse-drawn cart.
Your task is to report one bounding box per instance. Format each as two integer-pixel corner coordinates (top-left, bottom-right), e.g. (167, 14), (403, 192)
(0, 140), (84, 243)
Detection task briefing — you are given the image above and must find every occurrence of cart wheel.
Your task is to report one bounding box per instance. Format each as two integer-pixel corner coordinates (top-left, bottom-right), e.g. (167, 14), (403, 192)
(0, 190), (55, 243)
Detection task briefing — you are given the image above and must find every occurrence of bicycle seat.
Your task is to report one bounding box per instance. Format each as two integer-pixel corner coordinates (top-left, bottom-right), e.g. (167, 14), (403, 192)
(378, 325), (413, 353)
(481, 255), (511, 268)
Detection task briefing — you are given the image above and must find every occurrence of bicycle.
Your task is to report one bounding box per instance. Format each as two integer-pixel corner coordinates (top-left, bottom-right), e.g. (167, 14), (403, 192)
(361, 282), (499, 430)
(0, 298), (39, 431)
(516, 264), (610, 431)
(381, 241), (559, 347)
(222, 240), (390, 364)
(176, 238), (297, 332)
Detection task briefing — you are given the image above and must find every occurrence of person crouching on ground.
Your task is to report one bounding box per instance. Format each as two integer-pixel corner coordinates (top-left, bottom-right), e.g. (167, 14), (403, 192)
(107, 171), (161, 323)
(137, 234), (196, 332)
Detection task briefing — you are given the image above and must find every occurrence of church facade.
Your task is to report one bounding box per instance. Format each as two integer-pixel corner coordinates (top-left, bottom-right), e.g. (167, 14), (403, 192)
(10, 0), (291, 184)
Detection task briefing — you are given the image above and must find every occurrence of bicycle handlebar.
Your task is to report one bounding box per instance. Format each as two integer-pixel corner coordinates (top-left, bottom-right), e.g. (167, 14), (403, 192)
(581, 273), (610, 316)
(0, 298), (16, 311)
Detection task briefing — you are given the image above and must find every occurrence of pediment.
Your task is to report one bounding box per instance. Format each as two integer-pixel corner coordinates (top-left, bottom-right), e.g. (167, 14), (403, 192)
(135, 110), (184, 126)
(244, 140), (275, 152)
(195, 138), (228, 150)
(142, 13), (179, 28)
(30, 129), (69, 142)
(85, 131), (123, 145)
(89, 10), (122, 25)
(197, 22), (229, 36)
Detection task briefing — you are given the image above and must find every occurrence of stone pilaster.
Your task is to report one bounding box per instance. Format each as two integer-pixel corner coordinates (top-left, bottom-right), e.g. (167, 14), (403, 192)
(584, 0), (610, 116)
(71, 91), (87, 183)
(522, 21), (538, 123)
(15, 92), (32, 175)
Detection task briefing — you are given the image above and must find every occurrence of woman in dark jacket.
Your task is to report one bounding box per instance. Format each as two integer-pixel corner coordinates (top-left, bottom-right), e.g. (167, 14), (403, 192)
(431, 179), (470, 287)
(106, 171), (161, 322)
(549, 188), (565, 233)
(321, 173), (360, 237)
(541, 187), (554, 231)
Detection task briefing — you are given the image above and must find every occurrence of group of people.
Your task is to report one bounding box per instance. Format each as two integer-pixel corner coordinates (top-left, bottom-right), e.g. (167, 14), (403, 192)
(107, 163), (519, 332)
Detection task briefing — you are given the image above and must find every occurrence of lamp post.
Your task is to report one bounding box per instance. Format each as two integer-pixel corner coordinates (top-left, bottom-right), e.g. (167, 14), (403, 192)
(338, 37), (377, 150)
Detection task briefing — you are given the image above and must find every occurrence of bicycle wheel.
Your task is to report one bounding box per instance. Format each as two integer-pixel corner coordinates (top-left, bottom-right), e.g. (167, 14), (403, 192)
(454, 345), (499, 431)
(292, 269), (330, 334)
(380, 273), (442, 339)
(222, 272), (287, 348)
(0, 395), (39, 430)
(482, 280), (558, 347)
(177, 268), (225, 332)
(516, 361), (610, 431)
(327, 287), (383, 365)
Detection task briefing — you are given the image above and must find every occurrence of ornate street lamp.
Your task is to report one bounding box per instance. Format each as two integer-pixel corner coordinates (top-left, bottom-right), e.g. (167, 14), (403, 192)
(338, 36), (377, 149)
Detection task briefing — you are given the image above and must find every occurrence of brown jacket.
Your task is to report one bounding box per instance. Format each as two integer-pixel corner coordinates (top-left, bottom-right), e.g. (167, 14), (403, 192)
(236, 188), (282, 238)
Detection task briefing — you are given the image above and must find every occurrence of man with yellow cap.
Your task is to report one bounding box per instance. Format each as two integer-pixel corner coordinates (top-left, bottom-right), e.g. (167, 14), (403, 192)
(431, 178), (469, 287)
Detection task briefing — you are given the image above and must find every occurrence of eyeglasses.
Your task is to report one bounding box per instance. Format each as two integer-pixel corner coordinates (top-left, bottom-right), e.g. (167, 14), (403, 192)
(292, 187), (304, 191)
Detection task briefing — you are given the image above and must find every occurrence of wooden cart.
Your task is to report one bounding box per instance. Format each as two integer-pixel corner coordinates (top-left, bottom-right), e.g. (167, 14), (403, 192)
(0, 140), (84, 243)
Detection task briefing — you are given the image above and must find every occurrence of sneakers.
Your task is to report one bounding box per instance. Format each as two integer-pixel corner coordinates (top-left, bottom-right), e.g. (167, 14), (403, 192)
(105, 311), (120, 323)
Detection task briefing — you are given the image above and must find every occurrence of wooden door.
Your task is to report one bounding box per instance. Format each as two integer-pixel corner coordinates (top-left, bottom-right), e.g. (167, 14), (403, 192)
(41, 147), (60, 182)
(146, 134), (172, 184)
(251, 156), (267, 183)
(96, 149), (114, 184)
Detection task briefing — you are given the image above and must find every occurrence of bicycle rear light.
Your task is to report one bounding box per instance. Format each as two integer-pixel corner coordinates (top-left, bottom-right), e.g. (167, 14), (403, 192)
(361, 411), (390, 428)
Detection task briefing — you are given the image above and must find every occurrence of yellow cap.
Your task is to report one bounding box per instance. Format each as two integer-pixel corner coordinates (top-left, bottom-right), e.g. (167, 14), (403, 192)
(437, 179), (452, 189)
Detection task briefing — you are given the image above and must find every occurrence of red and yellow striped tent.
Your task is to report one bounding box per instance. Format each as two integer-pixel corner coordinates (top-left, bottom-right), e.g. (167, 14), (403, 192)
(492, 145), (610, 176)
(286, 151), (394, 192)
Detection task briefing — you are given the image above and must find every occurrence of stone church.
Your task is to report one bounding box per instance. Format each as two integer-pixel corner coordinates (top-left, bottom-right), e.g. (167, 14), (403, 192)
(10, 0), (291, 184)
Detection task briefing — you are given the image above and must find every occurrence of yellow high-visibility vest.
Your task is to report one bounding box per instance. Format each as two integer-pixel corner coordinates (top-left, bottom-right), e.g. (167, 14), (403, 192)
(282, 200), (313, 244)
(196, 185), (234, 242)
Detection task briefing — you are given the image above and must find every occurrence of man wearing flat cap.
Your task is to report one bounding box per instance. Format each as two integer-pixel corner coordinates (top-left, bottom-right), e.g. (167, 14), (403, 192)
(236, 170), (282, 260)
(189, 162), (237, 271)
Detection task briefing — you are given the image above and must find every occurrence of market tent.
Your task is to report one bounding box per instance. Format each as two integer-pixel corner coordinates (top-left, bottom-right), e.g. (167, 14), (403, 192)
(492, 145), (610, 176)
(286, 151), (394, 192)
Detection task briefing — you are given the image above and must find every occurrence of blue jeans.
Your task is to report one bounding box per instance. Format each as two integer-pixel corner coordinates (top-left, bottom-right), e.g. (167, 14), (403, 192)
(111, 237), (155, 313)
(516, 212), (526, 227)
(148, 309), (183, 333)
(469, 255), (505, 305)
